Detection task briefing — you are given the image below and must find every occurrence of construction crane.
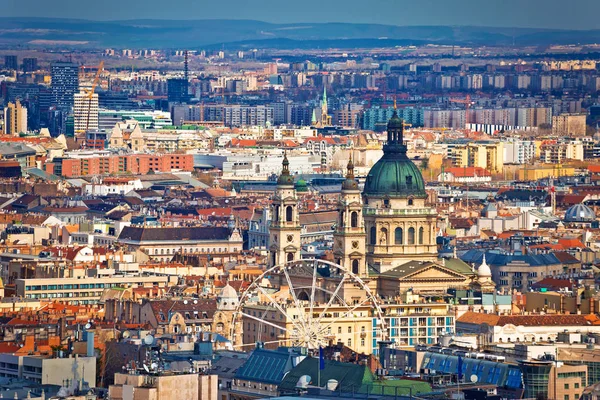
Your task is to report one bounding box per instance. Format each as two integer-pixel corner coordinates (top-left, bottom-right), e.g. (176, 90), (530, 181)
(84, 61), (104, 148)
(450, 94), (473, 129)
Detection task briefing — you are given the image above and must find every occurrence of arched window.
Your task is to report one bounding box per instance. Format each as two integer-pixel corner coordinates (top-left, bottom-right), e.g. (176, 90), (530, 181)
(419, 227), (424, 244)
(287, 252), (294, 262)
(352, 259), (359, 274)
(370, 227), (376, 245)
(286, 206), (293, 222)
(350, 211), (358, 228)
(408, 198), (414, 206)
(395, 228), (403, 245)
(408, 227), (415, 245)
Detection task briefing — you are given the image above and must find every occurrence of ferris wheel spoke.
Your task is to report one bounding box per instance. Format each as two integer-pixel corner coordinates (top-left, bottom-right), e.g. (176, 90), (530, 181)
(282, 266), (308, 330)
(308, 259), (319, 320)
(240, 312), (292, 334)
(316, 274), (347, 324)
(253, 284), (304, 332)
(317, 296), (371, 334)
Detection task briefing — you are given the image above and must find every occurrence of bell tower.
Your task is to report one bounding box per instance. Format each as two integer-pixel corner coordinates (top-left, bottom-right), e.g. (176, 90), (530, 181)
(333, 158), (367, 276)
(269, 153), (301, 267)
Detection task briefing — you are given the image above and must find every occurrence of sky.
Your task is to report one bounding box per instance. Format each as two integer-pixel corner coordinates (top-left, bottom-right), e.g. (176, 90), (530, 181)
(3, 0), (600, 30)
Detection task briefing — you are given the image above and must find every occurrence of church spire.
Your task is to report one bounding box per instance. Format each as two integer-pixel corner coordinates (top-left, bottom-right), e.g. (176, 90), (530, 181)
(342, 156), (358, 191)
(346, 157), (355, 180)
(277, 152), (294, 186)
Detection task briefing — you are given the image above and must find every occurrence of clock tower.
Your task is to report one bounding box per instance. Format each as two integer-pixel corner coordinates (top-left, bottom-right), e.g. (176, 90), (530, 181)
(333, 159), (367, 276)
(269, 154), (302, 267)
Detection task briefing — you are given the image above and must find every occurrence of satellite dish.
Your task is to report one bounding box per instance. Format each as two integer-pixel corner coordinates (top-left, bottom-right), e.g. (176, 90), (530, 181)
(122, 331), (131, 339)
(470, 374), (478, 383)
(150, 362), (158, 370)
(326, 379), (339, 391)
(183, 300), (188, 305)
(84, 323), (92, 330)
(193, 300), (198, 304)
(144, 335), (155, 346)
(143, 364), (150, 373)
(296, 375), (311, 388)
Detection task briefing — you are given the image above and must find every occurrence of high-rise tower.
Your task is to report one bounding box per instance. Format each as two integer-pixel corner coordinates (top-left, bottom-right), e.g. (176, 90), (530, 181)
(333, 158), (367, 276)
(268, 154), (301, 267)
(51, 62), (79, 111)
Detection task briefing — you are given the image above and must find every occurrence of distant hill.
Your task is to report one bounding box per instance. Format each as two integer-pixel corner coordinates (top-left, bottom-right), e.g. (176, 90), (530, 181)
(2, 18), (600, 49)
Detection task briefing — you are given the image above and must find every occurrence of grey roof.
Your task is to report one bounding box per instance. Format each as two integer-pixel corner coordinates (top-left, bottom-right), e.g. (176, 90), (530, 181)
(0, 143), (37, 157)
(25, 168), (60, 181)
(118, 226), (232, 242)
(210, 353), (248, 380)
(564, 203), (596, 222)
(461, 250), (561, 267)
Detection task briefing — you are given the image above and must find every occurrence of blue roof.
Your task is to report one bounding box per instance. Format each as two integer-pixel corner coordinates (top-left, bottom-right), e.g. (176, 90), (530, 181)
(234, 348), (294, 384)
(460, 250), (561, 267)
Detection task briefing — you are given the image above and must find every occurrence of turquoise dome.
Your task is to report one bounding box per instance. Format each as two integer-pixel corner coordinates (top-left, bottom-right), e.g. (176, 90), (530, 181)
(295, 178), (308, 192)
(363, 154), (426, 198)
(363, 110), (426, 199)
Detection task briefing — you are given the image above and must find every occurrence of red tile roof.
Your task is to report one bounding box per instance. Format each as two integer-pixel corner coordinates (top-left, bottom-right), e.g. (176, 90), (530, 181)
(458, 311), (600, 327)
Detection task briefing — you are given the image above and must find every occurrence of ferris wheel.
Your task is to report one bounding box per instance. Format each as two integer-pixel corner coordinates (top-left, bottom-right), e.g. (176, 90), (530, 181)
(231, 259), (387, 350)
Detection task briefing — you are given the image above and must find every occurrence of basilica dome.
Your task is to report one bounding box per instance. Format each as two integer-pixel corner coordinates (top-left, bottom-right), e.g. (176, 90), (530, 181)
(363, 110), (426, 198)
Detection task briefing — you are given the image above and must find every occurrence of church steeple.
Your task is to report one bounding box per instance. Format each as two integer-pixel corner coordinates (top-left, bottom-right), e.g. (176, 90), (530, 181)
(277, 152), (294, 186)
(320, 86), (332, 127)
(270, 152), (301, 267)
(342, 157), (358, 191)
(334, 156), (366, 276)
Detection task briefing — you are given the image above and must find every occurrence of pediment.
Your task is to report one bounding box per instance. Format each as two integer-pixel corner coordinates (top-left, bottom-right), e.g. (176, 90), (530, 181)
(401, 264), (467, 281)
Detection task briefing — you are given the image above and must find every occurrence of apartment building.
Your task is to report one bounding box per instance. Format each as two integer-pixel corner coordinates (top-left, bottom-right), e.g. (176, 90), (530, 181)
(553, 113), (587, 136)
(16, 275), (170, 304)
(51, 153), (194, 177)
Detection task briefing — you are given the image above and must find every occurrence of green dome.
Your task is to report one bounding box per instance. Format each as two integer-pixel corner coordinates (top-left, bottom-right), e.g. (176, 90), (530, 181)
(364, 154), (426, 198)
(295, 178), (308, 192)
(363, 110), (426, 198)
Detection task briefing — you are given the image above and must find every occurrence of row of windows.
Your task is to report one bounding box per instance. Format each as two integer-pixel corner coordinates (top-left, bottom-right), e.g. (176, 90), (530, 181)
(25, 282), (162, 292)
(369, 226), (425, 246)
(147, 247), (235, 255)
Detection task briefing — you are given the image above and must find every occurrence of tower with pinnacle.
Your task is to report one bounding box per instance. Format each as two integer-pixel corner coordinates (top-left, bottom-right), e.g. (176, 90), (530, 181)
(268, 153), (301, 267)
(333, 158), (367, 276)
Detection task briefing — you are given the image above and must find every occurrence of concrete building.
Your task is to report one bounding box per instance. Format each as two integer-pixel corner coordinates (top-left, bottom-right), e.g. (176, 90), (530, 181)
(503, 139), (538, 165)
(450, 141), (504, 173)
(3, 100), (27, 135)
(223, 105), (274, 127)
(73, 91), (99, 133)
(553, 113), (587, 136)
(109, 372), (217, 400)
(52, 153), (194, 177)
(16, 275), (170, 304)
(0, 353), (96, 387)
(51, 62), (79, 111)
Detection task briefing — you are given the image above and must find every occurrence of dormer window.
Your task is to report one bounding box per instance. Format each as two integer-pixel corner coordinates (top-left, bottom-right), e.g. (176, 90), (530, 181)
(406, 175), (413, 186)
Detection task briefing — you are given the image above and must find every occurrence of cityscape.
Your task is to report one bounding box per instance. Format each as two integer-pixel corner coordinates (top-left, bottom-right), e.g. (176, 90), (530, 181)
(2, 1), (600, 399)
